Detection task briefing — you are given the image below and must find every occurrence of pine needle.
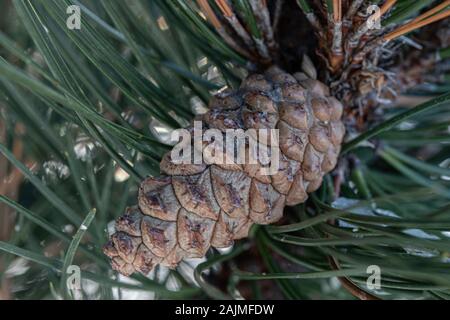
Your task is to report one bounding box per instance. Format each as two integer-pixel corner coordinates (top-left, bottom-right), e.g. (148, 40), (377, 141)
(196, 0), (222, 29)
(388, 0), (450, 36)
(196, 0), (253, 59)
(249, 0), (277, 57)
(333, 0), (342, 22)
(344, 0), (364, 21)
(296, 0), (323, 32)
(380, 0), (397, 16)
(215, 0), (233, 17)
(409, 0), (450, 25)
(296, 0), (312, 13)
(214, 0), (260, 59)
(384, 2), (450, 41)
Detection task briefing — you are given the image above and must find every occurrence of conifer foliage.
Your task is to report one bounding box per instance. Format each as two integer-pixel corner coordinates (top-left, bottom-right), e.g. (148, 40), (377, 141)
(0, 0), (450, 300)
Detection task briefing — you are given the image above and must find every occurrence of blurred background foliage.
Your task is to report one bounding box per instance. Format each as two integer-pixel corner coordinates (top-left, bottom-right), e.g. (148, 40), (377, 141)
(0, 0), (449, 300)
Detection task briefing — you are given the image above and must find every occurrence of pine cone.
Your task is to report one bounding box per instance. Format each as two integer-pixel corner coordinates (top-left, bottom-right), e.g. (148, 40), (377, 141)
(103, 67), (345, 276)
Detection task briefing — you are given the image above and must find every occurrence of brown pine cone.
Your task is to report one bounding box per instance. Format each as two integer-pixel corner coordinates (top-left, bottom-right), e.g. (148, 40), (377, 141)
(103, 67), (345, 276)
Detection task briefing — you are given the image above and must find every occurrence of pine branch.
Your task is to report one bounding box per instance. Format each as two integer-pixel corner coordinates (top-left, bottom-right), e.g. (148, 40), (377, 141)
(0, 0), (449, 300)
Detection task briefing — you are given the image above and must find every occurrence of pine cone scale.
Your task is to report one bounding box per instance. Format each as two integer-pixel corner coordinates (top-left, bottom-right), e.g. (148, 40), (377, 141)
(104, 67), (345, 276)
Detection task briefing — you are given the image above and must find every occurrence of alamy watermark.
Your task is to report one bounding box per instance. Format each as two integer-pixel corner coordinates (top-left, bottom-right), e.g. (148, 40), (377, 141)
(366, 265), (381, 290)
(367, 5), (382, 30)
(66, 5), (81, 30)
(66, 265), (81, 291)
(170, 121), (280, 175)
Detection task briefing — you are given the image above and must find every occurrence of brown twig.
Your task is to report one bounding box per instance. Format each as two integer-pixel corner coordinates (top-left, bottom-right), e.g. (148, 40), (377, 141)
(0, 125), (25, 239)
(0, 121), (26, 300)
